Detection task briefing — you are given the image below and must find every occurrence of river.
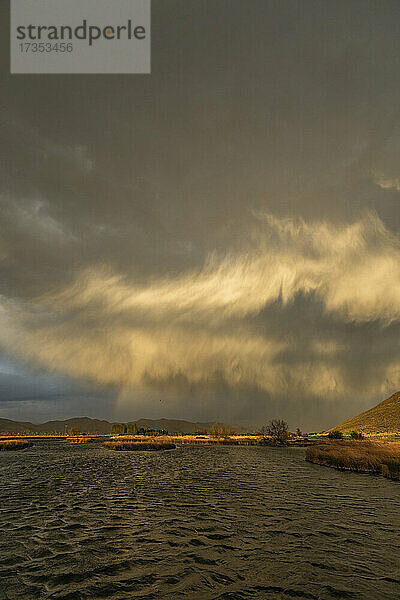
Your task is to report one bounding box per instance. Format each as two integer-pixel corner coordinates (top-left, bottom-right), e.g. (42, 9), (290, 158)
(0, 441), (398, 599)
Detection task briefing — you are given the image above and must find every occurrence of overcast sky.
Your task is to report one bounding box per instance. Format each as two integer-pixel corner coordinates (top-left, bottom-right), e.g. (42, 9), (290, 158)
(1, 0), (400, 430)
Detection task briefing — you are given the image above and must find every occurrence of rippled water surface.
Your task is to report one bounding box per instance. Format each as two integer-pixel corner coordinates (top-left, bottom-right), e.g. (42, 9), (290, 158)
(0, 441), (399, 600)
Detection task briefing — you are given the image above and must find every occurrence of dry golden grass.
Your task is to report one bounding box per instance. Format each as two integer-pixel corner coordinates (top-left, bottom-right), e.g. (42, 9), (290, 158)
(104, 440), (176, 451)
(306, 440), (400, 480)
(110, 434), (260, 446)
(68, 436), (95, 443)
(0, 439), (33, 451)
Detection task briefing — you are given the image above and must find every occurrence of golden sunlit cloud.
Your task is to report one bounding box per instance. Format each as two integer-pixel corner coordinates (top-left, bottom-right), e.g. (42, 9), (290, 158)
(373, 171), (400, 192)
(1, 211), (399, 399)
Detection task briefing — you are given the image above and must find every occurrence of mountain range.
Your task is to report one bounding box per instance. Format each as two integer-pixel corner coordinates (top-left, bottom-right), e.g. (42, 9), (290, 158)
(3, 391), (399, 436)
(0, 416), (247, 435)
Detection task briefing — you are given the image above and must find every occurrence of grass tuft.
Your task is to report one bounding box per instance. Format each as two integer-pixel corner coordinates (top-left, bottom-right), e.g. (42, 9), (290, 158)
(0, 439), (33, 451)
(104, 441), (176, 451)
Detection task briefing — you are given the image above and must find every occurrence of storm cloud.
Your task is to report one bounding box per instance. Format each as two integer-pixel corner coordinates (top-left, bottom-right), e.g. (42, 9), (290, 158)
(1, 0), (400, 429)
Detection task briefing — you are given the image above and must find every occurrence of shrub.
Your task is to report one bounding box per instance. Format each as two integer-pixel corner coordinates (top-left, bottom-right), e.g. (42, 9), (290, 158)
(328, 430), (343, 440)
(350, 431), (364, 440)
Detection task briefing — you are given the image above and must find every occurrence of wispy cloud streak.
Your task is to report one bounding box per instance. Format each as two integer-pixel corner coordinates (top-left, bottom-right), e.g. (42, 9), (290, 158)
(0, 212), (399, 398)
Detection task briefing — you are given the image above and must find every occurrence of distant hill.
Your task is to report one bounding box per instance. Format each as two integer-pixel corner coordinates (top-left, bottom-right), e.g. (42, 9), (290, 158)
(0, 418), (41, 434)
(0, 417), (114, 434)
(0, 416), (247, 435)
(330, 391), (400, 435)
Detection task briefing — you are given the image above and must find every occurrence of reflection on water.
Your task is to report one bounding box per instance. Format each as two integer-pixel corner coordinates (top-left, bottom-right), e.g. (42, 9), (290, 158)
(0, 441), (399, 599)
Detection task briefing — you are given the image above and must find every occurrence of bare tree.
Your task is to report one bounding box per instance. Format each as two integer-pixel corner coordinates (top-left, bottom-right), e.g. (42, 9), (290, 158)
(67, 427), (81, 436)
(261, 419), (289, 445)
(211, 423), (233, 438)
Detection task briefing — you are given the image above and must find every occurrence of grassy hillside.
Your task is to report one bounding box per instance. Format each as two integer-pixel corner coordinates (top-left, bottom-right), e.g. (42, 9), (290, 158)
(331, 391), (400, 435)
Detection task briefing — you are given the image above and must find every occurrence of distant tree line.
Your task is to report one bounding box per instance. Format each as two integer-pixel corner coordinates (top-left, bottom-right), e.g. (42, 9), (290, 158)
(111, 423), (168, 436)
(210, 424), (235, 437)
(111, 423), (235, 437)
